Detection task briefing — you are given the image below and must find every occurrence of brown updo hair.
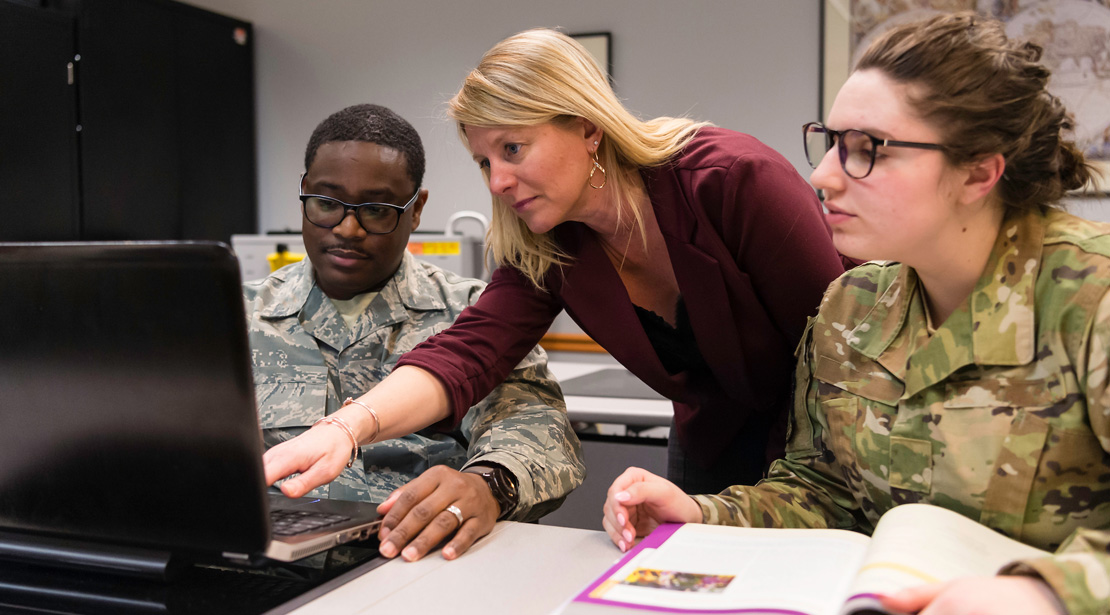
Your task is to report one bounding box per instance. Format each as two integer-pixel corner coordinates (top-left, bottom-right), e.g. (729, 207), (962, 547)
(856, 11), (1095, 213)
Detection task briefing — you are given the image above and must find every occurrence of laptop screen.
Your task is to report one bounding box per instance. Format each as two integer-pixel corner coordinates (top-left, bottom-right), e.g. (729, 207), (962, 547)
(0, 242), (269, 556)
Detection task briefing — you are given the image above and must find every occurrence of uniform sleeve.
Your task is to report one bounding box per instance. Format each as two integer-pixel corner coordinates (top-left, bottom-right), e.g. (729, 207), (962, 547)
(457, 345), (586, 522)
(691, 317), (865, 532)
(395, 264), (563, 425)
(997, 289), (1110, 614)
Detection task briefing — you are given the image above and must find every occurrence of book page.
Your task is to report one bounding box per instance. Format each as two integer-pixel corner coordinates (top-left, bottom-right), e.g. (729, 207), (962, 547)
(570, 523), (870, 615)
(839, 504), (1050, 614)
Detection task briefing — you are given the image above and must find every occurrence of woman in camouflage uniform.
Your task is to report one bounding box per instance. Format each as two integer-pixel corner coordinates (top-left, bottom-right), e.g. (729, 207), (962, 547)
(604, 12), (1108, 615)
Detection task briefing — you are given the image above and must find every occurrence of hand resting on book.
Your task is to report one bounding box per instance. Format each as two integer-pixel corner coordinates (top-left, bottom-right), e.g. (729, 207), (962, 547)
(602, 467), (701, 552)
(881, 576), (1066, 615)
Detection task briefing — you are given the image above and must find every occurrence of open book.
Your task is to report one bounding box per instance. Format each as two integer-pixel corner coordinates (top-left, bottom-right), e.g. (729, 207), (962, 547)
(561, 503), (1049, 615)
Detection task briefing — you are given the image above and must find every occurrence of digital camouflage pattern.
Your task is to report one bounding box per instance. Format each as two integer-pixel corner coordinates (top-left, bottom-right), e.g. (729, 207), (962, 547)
(244, 253), (585, 522)
(693, 208), (1110, 613)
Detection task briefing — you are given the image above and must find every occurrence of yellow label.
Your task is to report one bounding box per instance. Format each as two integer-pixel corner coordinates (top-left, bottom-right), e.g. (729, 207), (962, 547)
(408, 241), (460, 255)
(267, 251), (305, 272)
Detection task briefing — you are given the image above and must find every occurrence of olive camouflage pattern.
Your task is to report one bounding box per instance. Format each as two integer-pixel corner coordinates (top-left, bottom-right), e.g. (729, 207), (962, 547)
(243, 253), (585, 522)
(693, 209), (1110, 614)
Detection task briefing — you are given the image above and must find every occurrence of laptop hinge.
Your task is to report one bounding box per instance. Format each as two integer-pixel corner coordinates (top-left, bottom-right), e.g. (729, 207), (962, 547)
(0, 530), (178, 581)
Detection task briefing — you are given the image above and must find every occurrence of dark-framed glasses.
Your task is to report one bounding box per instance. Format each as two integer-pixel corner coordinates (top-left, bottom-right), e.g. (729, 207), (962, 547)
(803, 122), (946, 179)
(299, 175), (420, 235)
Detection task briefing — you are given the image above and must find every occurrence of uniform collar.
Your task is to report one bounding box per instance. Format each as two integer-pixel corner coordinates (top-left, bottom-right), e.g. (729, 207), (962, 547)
(848, 210), (1044, 398)
(391, 250), (449, 311)
(258, 258), (315, 319)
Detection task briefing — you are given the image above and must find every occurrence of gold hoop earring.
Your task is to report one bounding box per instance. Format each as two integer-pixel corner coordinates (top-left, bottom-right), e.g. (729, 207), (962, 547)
(589, 151), (607, 190)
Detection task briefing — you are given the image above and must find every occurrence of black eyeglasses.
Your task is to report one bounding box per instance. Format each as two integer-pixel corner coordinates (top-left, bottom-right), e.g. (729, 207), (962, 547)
(803, 122), (946, 179)
(299, 175), (420, 235)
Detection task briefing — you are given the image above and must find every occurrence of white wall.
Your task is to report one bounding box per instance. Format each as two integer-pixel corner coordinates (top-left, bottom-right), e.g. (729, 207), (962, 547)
(179, 0), (823, 234)
(1066, 193), (1110, 222)
(180, 0), (1110, 240)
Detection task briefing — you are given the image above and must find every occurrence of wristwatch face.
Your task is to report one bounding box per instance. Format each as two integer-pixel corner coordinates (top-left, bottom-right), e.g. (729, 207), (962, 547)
(467, 465), (518, 518)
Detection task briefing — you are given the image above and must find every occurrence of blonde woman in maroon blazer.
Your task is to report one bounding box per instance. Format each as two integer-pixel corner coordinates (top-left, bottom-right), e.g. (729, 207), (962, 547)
(264, 28), (848, 562)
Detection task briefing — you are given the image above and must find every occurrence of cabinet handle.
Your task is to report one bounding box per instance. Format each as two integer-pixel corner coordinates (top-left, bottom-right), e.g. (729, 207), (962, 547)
(67, 62), (74, 85)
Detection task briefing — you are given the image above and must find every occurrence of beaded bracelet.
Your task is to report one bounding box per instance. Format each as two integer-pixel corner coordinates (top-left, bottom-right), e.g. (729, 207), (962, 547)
(313, 415), (359, 468)
(342, 397), (382, 444)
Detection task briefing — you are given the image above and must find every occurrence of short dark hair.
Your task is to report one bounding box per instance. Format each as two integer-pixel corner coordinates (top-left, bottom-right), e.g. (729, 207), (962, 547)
(857, 12), (1094, 213)
(304, 104), (425, 190)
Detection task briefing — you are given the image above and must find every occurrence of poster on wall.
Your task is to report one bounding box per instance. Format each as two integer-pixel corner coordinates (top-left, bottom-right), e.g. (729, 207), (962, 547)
(824, 0), (1110, 191)
(571, 32), (613, 84)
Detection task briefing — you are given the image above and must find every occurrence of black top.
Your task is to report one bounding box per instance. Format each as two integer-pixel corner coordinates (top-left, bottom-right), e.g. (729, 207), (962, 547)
(634, 297), (707, 375)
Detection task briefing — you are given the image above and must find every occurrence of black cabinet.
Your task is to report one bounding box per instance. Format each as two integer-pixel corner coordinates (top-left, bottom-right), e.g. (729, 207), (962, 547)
(0, 0), (256, 242)
(0, 3), (81, 240)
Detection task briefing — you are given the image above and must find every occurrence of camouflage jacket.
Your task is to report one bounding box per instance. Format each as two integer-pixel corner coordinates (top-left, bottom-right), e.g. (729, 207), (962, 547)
(693, 209), (1110, 613)
(243, 254), (585, 522)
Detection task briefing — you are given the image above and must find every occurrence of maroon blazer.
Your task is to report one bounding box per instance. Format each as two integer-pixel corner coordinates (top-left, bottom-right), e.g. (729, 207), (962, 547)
(398, 128), (846, 468)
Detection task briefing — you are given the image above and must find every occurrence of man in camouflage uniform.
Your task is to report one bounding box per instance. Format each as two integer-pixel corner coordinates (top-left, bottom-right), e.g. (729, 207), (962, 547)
(244, 104), (584, 560)
(690, 208), (1110, 613)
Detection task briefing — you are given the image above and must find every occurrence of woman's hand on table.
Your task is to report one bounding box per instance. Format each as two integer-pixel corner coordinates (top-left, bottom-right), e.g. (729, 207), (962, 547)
(602, 467), (701, 552)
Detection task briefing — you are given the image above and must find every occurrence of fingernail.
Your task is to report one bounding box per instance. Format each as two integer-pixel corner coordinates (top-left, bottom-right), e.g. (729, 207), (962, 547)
(623, 529), (633, 543)
(402, 546), (418, 561)
(618, 540), (626, 551)
(615, 491), (630, 502)
(617, 513), (626, 526)
(380, 542), (397, 558)
(442, 546), (456, 560)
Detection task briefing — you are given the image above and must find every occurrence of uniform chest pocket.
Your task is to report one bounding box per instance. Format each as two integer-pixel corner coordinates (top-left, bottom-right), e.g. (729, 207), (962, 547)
(813, 356), (903, 480)
(815, 355), (904, 406)
(254, 365), (328, 428)
(940, 366), (1084, 541)
(814, 356), (903, 417)
(336, 359), (391, 399)
(943, 368), (1064, 410)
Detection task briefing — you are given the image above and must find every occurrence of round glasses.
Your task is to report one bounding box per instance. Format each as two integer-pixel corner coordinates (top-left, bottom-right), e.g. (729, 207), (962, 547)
(299, 177), (420, 235)
(803, 122), (945, 179)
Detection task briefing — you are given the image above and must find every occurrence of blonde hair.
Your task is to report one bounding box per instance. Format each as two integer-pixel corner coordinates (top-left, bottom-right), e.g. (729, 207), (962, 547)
(448, 27), (709, 288)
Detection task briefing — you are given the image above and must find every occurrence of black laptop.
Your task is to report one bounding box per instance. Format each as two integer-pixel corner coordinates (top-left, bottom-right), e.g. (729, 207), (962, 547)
(0, 241), (381, 576)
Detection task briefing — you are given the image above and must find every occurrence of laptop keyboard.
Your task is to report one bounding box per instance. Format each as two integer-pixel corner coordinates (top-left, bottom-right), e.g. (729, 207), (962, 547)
(270, 509), (352, 536)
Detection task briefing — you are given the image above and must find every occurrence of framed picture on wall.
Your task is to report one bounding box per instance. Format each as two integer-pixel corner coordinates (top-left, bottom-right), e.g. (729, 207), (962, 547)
(571, 32), (613, 83)
(822, 0), (1110, 193)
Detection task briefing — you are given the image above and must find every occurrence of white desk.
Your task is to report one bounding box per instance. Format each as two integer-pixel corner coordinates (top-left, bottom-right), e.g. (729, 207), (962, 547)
(282, 522), (621, 615)
(548, 361), (673, 427)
